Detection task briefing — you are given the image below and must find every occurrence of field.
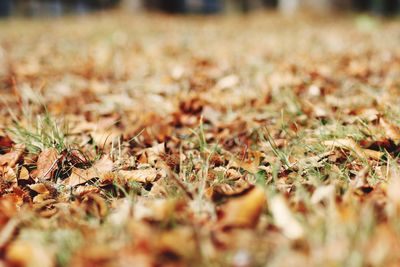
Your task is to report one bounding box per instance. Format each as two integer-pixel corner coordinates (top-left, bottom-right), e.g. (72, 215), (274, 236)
(1, 11), (400, 267)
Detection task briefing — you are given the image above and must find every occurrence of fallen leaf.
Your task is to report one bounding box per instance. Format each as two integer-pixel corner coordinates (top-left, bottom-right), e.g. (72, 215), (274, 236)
(0, 135), (13, 152)
(75, 185), (100, 196)
(218, 186), (266, 228)
(159, 227), (196, 259)
(81, 193), (108, 218)
(63, 156), (113, 187)
(28, 183), (50, 194)
(323, 138), (383, 160)
(18, 166), (30, 181)
(91, 130), (121, 147)
(6, 240), (55, 267)
(140, 143), (165, 165)
(119, 168), (158, 183)
(36, 148), (59, 180)
(2, 166), (17, 183)
(270, 195), (304, 240)
(351, 166), (371, 193)
(0, 144), (24, 167)
(380, 119), (400, 144)
(232, 151), (261, 174)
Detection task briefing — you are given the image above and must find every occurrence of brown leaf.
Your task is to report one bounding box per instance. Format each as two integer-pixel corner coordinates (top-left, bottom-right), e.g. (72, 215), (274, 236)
(2, 166), (17, 183)
(63, 156), (113, 187)
(75, 185), (100, 196)
(28, 183), (50, 194)
(6, 241), (55, 267)
(0, 135), (13, 152)
(232, 151), (261, 174)
(81, 193), (108, 219)
(380, 119), (400, 143)
(158, 227), (196, 259)
(36, 148), (60, 180)
(217, 186), (266, 228)
(323, 138), (383, 160)
(0, 144), (24, 168)
(207, 179), (252, 201)
(119, 169), (158, 183)
(18, 166), (30, 181)
(139, 143), (165, 165)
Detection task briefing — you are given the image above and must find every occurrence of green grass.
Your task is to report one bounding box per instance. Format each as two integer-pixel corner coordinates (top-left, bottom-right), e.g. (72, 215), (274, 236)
(7, 113), (68, 154)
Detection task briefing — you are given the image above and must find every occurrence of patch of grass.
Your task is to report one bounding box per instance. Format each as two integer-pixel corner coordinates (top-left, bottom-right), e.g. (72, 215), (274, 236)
(260, 127), (291, 169)
(7, 113), (68, 154)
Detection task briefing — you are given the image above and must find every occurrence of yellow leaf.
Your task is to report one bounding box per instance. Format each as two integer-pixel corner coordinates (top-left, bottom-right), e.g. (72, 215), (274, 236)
(6, 241), (54, 267)
(218, 186), (266, 228)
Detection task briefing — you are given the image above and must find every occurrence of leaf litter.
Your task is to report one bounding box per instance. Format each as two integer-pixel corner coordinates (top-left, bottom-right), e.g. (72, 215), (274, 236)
(0, 11), (400, 267)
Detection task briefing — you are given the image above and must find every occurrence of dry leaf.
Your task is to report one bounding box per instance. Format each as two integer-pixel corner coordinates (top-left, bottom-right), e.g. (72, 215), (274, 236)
(141, 143), (165, 166)
(107, 199), (132, 226)
(323, 138), (383, 160)
(218, 186), (266, 228)
(0, 135), (13, 151)
(36, 148), (59, 180)
(91, 130), (121, 146)
(159, 227), (196, 259)
(270, 195), (304, 240)
(18, 166), (30, 181)
(81, 193), (108, 219)
(63, 156), (113, 187)
(0, 144), (24, 167)
(6, 241), (55, 267)
(380, 119), (400, 143)
(75, 185), (100, 196)
(119, 169), (158, 183)
(2, 166), (17, 183)
(29, 183), (53, 203)
(232, 151), (261, 174)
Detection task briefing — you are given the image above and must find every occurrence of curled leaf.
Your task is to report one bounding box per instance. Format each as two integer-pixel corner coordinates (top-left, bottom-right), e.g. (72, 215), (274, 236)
(218, 186), (266, 228)
(0, 144), (24, 168)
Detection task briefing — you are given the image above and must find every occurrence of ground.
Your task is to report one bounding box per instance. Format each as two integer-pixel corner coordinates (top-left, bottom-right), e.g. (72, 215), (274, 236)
(0, 11), (400, 267)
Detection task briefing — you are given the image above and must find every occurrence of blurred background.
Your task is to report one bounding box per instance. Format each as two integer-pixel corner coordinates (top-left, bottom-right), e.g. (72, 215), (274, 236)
(0, 0), (399, 17)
